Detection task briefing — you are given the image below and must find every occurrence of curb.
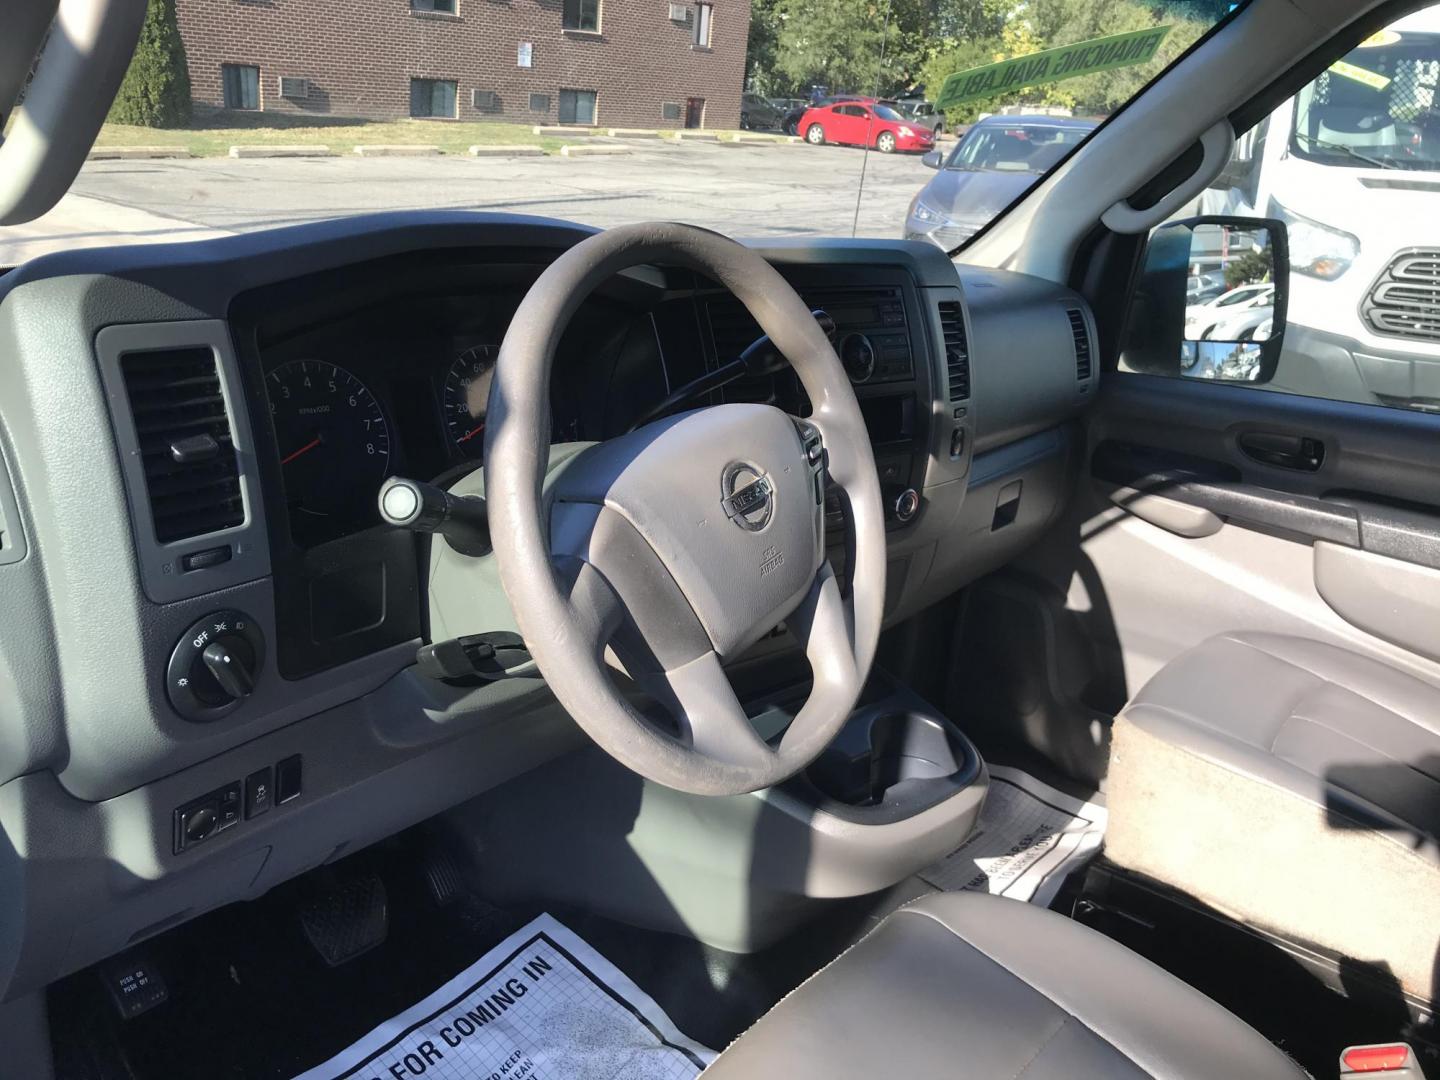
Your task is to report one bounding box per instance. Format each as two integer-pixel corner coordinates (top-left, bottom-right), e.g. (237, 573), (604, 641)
(673, 130), (721, 141)
(559, 144), (632, 157)
(534, 125), (605, 137)
(606, 128), (663, 139)
(229, 145), (331, 158)
(353, 144), (441, 157)
(724, 133), (800, 145)
(469, 145), (546, 157)
(88, 146), (191, 160)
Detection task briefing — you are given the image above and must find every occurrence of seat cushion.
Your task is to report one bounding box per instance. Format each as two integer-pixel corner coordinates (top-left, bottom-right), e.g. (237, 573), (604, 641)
(1106, 631), (1440, 1004)
(702, 892), (1306, 1079)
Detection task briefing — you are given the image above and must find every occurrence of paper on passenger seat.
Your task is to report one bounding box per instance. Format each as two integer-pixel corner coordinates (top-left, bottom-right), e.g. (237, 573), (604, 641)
(291, 913), (714, 1080)
(920, 765), (1107, 906)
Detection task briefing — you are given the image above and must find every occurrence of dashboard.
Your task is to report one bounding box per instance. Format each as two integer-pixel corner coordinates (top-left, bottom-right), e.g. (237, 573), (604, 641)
(0, 212), (1097, 1003)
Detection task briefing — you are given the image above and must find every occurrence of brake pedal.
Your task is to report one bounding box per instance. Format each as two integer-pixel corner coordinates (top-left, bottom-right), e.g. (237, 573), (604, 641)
(298, 874), (388, 967)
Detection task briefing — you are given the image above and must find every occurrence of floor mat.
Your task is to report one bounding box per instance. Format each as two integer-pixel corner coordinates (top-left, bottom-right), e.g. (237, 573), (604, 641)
(291, 913), (715, 1080)
(919, 765), (1107, 906)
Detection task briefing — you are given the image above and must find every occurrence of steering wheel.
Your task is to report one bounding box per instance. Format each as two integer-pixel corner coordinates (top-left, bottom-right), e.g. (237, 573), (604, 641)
(484, 222), (885, 796)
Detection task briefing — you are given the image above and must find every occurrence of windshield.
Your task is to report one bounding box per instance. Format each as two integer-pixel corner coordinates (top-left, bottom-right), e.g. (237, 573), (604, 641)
(1, 0), (1243, 264)
(948, 125), (1092, 172)
(1290, 27), (1440, 171)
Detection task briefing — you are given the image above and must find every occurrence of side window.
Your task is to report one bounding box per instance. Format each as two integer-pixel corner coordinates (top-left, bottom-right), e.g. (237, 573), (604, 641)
(221, 64), (260, 111)
(1121, 3), (1440, 414)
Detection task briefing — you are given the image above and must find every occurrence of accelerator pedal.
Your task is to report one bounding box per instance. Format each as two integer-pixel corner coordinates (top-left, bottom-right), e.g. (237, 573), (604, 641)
(298, 873), (389, 967)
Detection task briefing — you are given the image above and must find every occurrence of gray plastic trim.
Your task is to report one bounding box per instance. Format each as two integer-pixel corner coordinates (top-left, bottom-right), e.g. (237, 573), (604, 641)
(0, 442), (25, 565)
(1314, 541), (1440, 664)
(94, 321), (271, 603)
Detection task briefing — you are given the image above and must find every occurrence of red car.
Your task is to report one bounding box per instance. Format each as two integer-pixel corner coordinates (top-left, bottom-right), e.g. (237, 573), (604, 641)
(798, 100), (936, 153)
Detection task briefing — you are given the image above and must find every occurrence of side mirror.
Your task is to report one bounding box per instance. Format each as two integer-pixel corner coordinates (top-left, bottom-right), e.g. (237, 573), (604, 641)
(921, 150), (943, 170)
(1123, 216), (1290, 384)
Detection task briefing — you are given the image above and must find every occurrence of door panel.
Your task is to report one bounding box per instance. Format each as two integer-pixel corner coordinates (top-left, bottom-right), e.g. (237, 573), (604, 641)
(1018, 372), (1440, 705)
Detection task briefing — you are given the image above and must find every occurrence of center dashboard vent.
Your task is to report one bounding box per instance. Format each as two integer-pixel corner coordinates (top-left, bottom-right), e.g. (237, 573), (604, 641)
(120, 347), (244, 544)
(1066, 308), (1092, 380)
(937, 299), (970, 402)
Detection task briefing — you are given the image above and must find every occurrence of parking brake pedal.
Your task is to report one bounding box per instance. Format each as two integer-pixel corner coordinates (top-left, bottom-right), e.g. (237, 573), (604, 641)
(298, 874), (389, 967)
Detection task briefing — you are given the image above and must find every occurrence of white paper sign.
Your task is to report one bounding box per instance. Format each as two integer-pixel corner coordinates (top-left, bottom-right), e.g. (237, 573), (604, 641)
(291, 914), (714, 1080)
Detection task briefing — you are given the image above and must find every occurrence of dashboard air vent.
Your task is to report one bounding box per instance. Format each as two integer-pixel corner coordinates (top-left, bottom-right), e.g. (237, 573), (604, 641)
(937, 299), (969, 402)
(1066, 308), (1092, 380)
(120, 347), (244, 544)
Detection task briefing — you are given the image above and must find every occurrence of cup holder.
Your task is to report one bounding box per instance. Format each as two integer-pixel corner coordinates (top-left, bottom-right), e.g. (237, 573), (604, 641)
(805, 707), (977, 812)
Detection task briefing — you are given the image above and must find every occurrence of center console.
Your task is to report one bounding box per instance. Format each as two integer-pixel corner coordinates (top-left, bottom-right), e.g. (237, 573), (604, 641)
(444, 672), (989, 955)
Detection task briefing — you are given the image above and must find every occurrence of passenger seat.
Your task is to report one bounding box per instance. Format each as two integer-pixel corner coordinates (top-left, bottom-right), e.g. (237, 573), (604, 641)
(1106, 631), (1440, 1005)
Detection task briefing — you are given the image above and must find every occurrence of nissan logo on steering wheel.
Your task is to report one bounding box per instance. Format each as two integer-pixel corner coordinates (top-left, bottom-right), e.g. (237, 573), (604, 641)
(721, 462), (775, 532)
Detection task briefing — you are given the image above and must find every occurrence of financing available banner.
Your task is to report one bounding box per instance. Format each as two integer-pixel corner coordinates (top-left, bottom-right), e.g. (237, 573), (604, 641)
(935, 26), (1174, 110)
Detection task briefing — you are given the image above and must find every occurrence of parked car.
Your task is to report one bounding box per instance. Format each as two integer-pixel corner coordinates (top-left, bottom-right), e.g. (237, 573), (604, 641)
(740, 93), (784, 131)
(903, 114), (1097, 248)
(1187, 270), (1228, 304)
(1194, 6), (1440, 409)
(1185, 282), (1276, 340)
(798, 101), (936, 153)
(782, 95), (871, 136)
(892, 98), (947, 137)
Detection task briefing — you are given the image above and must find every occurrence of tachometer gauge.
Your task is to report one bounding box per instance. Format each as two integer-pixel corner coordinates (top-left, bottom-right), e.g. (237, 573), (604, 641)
(444, 344), (497, 459)
(267, 359), (390, 530)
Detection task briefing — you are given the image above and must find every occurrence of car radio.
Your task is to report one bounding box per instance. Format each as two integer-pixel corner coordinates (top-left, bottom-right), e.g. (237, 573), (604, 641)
(706, 285), (914, 386)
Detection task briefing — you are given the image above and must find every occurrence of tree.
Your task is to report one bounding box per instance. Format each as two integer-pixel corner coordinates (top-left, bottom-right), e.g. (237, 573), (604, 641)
(771, 0), (935, 96)
(109, 0), (192, 128)
(1224, 245), (1274, 288)
(1022, 0), (1206, 113)
(746, 0), (788, 94)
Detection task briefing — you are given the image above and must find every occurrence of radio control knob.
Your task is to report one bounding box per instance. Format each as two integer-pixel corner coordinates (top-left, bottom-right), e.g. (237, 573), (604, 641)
(839, 332), (876, 383)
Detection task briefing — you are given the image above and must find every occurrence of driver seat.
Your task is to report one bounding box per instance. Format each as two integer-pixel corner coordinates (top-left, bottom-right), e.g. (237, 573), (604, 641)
(702, 892), (1307, 1078)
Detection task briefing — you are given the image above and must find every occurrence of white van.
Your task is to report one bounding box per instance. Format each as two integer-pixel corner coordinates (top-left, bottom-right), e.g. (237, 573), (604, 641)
(1201, 8), (1440, 410)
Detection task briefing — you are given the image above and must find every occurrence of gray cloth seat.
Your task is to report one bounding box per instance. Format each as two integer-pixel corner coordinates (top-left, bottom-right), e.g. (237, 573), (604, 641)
(1107, 631), (1440, 1004)
(702, 891), (1306, 1079)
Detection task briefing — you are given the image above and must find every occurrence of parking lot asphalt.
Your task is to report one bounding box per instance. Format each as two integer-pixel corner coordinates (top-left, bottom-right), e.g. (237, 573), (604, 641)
(44, 139), (934, 251)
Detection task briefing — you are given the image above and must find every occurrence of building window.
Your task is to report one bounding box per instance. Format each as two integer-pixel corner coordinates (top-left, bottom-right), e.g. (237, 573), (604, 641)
(221, 64), (260, 110)
(661, 102), (682, 121)
(558, 89), (597, 125)
(693, 3), (713, 46)
(410, 78), (457, 118)
(562, 0), (599, 32)
(529, 92), (552, 113)
(411, 0), (456, 12)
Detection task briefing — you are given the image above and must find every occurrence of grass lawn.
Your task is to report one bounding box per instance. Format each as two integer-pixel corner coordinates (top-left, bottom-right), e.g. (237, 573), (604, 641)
(94, 113), (568, 156)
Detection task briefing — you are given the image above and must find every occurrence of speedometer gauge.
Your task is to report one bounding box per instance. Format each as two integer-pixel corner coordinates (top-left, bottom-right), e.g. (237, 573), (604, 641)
(443, 344), (497, 459)
(268, 359), (390, 530)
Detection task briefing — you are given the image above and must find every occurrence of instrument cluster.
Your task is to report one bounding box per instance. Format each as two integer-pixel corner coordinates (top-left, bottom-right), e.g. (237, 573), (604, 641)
(260, 291), (587, 548)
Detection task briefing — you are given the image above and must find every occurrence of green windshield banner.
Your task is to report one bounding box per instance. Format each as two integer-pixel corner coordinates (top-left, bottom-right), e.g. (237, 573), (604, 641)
(935, 26), (1173, 110)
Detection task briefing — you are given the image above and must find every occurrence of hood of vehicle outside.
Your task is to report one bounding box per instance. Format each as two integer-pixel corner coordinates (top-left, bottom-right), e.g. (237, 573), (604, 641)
(911, 167), (1042, 223)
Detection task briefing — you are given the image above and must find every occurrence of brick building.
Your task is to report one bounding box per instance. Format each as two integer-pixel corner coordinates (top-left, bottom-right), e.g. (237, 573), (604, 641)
(173, 0), (750, 130)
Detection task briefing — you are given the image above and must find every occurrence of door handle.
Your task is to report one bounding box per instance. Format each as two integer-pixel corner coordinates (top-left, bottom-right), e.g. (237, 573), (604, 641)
(1237, 432), (1325, 472)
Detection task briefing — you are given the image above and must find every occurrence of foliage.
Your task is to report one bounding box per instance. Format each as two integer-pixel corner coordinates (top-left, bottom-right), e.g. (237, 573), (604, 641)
(752, 0), (1218, 124)
(1224, 244), (1274, 288)
(746, 0), (788, 95)
(109, 0), (192, 128)
(770, 0), (937, 96)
